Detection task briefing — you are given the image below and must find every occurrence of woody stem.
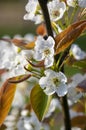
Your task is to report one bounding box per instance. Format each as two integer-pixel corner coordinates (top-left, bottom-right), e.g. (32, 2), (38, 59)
(38, 0), (71, 130)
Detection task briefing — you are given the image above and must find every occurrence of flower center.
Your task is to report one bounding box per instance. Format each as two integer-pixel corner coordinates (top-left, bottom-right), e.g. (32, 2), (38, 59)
(53, 78), (59, 86)
(52, 10), (60, 17)
(44, 49), (50, 56)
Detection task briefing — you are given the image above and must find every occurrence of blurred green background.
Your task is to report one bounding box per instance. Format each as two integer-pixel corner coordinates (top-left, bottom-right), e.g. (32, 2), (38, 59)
(0, 0), (37, 37)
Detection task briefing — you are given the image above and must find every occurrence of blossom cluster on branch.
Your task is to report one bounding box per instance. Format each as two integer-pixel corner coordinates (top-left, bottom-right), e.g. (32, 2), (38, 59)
(0, 0), (86, 130)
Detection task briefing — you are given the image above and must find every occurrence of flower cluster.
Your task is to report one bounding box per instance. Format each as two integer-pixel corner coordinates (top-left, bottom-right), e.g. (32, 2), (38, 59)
(0, 0), (86, 106)
(24, 0), (86, 24)
(0, 34), (68, 97)
(0, 0), (86, 129)
(34, 36), (55, 68)
(24, 0), (66, 23)
(39, 69), (67, 97)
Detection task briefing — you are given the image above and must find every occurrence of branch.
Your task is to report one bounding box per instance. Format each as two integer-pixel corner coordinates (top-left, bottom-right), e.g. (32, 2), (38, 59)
(38, 0), (53, 37)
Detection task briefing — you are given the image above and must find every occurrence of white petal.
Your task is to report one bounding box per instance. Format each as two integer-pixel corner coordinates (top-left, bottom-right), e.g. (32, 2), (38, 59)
(70, 44), (86, 60)
(44, 87), (55, 95)
(35, 36), (44, 47)
(47, 36), (55, 48)
(23, 13), (34, 20)
(56, 72), (67, 83)
(39, 77), (48, 89)
(25, 1), (37, 13)
(44, 57), (54, 68)
(78, 0), (86, 7)
(44, 69), (55, 77)
(56, 83), (68, 97)
(34, 52), (44, 61)
(22, 50), (34, 59)
(67, 0), (76, 7)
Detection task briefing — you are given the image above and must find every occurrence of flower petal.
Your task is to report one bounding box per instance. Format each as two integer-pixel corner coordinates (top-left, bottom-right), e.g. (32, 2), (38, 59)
(56, 83), (68, 97)
(44, 86), (55, 95)
(47, 36), (55, 48)
(34, 52), (44, 61)
(44, 57), (54, 68)
(57, 72), (67, 83)
(39, 77), (48, 89)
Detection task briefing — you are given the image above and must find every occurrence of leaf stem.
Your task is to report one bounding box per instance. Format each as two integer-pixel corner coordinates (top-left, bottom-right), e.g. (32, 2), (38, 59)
(69, 6), (78, 24)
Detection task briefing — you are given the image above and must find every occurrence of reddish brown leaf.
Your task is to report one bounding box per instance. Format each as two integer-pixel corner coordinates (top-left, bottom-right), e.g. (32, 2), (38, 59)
(26, 59), (44, 68)
(8, 74), (31, 84)
(0, 124), (7, 130)
(55, 20), (86, 54)
(71, 115), (86, 129)
(0, 38), (35, 50)
(24, 103), (32, 112)
(0, 38), (11, 43)
(0, 80), (16, 126)
(72, 98), (85, 113)
(12, 39), (35, 50)
(76, 79), (86, 92)
(36, 23), (47, 36)
(0, 69), (7, 75)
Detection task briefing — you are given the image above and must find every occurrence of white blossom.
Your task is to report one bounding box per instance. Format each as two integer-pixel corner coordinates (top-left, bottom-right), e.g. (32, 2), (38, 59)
(78, 0), (86, 7)
(67, 0), (86, 7)
(24, 0), (38, 20)
(24, 0), (66, 23)
(0, 39), (17, 70)
(39, 69), (68, 97)
(17, 111), (50, 130)
(70, 44), (86, 60)
(48, 0), (66, 21)
(34, 36), (55, 68)
(0, 34), (36, 78)
(67, 0), (78, 7)
(24, 0), (43, 24)
(67, 73), (86, 103)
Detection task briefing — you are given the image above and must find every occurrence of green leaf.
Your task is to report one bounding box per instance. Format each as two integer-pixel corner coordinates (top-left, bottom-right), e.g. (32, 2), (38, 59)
(30, 84), (52, 121)
(73, 59), (86, 70)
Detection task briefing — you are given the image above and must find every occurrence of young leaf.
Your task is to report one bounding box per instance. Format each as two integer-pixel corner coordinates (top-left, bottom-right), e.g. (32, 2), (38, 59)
(72, 98), (86, 113)
(73, 59), (86, 70)
(36, 23), (47, 36)
(30, 84), (52, 121)
(71, 115), (86, 129)
(0, 69), (7, 75)
(55, 20), (86, 54)
(0, 80), (16, 126)
(12, 39), (35, 50)
(0, 124), (7, 130)
(8, 74), (31, 84)
(76, 79), (86, 92)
